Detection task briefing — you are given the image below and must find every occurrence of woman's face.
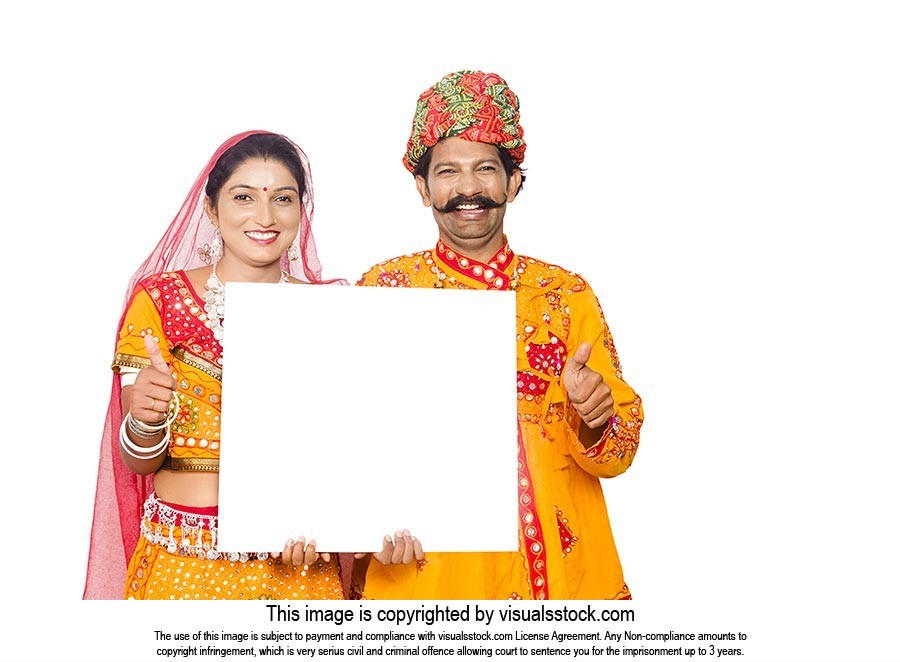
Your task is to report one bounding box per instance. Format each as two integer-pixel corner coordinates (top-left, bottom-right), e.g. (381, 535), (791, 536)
(206, 157), (301, 271)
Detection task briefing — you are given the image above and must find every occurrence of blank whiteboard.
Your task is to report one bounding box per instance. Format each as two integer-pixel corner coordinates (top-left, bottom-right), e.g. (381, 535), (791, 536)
(216, 283), (519, 553)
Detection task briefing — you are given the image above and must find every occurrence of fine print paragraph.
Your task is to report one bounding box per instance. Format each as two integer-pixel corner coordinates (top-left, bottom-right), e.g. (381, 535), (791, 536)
(149, 604), (750, 660)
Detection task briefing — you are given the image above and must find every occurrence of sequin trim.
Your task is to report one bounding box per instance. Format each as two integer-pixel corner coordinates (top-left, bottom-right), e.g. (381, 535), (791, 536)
(143, 271), (223, 370)
(162, 457), (219, 472)
(112, 352), (151, 372)
(375, 269), (412, 288)
(555, 507), (578, 557)
(140, 492), (268, 562)
(582, 397), (643, 464)
(517, 426), (549, 599)
(434, 240), (515, 290)
(172, 346), (223, 381)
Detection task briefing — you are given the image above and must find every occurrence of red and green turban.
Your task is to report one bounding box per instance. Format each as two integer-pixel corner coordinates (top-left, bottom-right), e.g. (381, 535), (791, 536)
(403, 70), (527, 174)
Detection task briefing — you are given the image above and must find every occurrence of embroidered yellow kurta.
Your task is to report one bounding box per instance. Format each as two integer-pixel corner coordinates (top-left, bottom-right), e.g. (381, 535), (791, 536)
(357, 241), (643, 600)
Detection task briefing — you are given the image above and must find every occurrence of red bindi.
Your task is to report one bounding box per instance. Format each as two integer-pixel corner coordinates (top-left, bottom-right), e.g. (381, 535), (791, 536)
(263, 187), (268, 191)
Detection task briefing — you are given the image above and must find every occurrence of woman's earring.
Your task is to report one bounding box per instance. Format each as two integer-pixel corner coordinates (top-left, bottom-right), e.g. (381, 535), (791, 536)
(287, 244), (299, 262)
(210, 228), (223, 260)
(198, 228), (223, 265)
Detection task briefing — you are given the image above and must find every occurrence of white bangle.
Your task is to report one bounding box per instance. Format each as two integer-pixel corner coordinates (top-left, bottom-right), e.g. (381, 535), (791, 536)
(119, 417), (169, 460)
(128, 412), (167, 436)
(130, 415), (168, 433)
(128, 414), (160, 439)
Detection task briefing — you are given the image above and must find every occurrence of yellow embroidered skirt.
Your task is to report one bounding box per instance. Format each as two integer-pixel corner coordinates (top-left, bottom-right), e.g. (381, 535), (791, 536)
(125, 493), (342, 600)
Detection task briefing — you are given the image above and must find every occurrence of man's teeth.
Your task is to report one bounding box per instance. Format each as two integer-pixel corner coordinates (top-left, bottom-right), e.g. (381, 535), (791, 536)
(246, 231), (278, 239)
(456, 204), (482, 210)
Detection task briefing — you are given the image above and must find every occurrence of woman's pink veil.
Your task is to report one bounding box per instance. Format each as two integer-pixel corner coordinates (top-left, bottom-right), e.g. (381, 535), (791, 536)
(83, 130), (341, 599)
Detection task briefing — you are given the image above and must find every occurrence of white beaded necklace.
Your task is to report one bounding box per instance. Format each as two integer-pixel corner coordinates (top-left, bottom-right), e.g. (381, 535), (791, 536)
(203, 261), (289, 344)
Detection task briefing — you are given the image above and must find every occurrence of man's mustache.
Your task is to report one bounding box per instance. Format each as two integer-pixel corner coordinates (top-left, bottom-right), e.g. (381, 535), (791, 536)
(434, 195), (505, 214)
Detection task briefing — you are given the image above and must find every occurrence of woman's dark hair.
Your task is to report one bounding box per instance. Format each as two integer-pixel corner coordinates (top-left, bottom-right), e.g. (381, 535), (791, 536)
(205, 133), (306, 206)
(413, 142), (526, 195)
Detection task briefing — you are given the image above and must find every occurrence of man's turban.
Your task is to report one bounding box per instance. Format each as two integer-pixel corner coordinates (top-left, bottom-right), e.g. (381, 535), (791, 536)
(403, 70), (527, 174)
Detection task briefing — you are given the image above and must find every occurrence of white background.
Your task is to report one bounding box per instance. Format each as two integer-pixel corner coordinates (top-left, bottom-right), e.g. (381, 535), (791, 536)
(1, 1), (897, 661)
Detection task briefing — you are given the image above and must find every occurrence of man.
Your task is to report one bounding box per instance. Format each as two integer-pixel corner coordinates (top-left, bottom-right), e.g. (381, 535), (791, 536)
(357, 70), (643, 600)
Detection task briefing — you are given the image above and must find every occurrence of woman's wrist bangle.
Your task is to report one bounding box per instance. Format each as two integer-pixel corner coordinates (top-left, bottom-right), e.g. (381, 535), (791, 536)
(129, 414), (168, 434)
(119, 417), (169, 460)
(127, 413), (164, 439)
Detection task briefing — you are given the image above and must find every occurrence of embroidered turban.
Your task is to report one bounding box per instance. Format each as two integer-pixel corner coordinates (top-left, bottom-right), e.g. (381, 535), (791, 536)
(403, 70), (527, 174)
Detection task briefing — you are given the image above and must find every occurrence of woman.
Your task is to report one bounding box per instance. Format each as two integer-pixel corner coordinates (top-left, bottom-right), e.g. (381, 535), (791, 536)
(84, 131), (346, 599)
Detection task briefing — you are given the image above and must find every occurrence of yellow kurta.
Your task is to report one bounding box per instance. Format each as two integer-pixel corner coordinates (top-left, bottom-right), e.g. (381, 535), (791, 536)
(357, 241), (643, 600)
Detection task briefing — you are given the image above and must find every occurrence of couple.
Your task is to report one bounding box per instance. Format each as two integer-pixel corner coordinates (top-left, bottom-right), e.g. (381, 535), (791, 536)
(84, 70), (644, 601)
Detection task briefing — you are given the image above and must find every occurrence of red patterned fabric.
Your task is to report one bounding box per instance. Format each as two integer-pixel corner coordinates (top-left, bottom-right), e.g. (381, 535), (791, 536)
(517, 427), (549, 599)
(143, 271), (223, 370)
(404, 70), (526, 173)
(434, 239), (516, 290)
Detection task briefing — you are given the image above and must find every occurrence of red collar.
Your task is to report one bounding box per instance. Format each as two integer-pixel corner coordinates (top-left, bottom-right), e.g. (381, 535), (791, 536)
(433, 239), (517, 290)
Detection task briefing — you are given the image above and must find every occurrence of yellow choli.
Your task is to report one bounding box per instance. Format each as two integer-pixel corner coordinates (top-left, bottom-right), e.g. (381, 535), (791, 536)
(113, 271), (224, 471)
